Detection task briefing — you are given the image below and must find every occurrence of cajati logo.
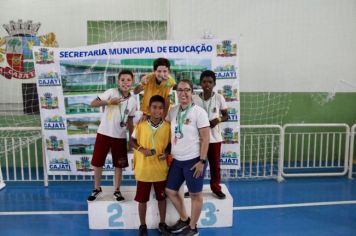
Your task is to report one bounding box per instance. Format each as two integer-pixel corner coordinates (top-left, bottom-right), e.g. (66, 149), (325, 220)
(0, 19), (58, 80)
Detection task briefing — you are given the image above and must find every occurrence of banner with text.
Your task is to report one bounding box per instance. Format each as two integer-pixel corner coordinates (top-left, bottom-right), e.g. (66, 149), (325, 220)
(33, 39), (240, 175)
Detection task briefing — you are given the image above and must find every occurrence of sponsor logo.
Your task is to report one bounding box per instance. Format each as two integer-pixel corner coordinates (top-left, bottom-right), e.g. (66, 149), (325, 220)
(46, 136), (64, 151)
(222, 128), (239, 144)
(216, 40), (237, 57)
(38, 71), (61, 86)
(40, 92), (59, 109)
(49, 157), (70, 171)
(44, 116), (65, 129)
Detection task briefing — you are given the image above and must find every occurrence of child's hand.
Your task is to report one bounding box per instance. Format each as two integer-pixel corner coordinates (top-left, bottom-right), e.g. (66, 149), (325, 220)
(138, 114), (147, 123)
(140, 74), (149, 85)
(210, 118), (220, 128)
(162, 73), (171, 80)
(140, 148), (152, 157)
(108, 97), (121, 105)
(158, 153), (167, 160)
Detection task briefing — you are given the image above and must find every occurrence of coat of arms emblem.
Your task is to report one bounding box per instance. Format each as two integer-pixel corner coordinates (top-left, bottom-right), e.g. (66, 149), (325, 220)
(0, 19), (58, 79)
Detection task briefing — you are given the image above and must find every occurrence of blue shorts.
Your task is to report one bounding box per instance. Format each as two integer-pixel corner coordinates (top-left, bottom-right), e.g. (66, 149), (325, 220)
(166, 157), (207, 193)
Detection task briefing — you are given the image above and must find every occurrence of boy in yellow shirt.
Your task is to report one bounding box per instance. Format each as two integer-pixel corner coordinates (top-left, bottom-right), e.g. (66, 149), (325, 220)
(134, 58), (175, 117)
(130, 95), (171, 236)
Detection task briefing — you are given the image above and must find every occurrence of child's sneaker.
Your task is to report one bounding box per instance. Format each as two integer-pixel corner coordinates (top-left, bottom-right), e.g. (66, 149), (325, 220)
(113, 190), (125, 201)
(177, 226), (199, 236)
(168, 217), (190, 233)
(138, 224), (148, 236)
(158, 222), (171, 236)
(87, 187), (102, 201)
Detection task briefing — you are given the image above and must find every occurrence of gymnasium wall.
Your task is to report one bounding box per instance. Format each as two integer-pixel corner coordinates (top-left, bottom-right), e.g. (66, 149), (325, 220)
(0, 0), (355, 125)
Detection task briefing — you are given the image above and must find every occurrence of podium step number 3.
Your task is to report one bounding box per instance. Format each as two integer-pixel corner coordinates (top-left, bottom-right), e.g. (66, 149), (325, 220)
(88, 184), (233, 229)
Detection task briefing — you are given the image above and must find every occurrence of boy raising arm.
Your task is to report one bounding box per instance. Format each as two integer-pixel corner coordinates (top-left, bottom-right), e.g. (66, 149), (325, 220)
(87, 70), (137, 202)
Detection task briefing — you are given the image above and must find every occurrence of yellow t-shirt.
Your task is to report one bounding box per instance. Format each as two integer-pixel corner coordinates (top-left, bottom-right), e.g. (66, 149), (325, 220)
(132, 120), (171, 182)
(140, 73), (175, 115)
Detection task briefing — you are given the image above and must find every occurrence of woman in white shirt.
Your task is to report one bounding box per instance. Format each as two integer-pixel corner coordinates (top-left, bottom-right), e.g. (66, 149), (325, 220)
(165, 79), (210, 236)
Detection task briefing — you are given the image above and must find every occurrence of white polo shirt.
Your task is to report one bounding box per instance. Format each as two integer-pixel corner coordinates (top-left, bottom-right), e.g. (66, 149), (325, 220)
(193, 93), (228, 143)
(166, 104), (210, 161)
(96, 88), (137, 139)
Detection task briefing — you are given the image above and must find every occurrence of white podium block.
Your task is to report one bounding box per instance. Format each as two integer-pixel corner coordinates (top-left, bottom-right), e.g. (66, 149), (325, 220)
(88, 184), (233, 229)
(183, 184), (233, 228)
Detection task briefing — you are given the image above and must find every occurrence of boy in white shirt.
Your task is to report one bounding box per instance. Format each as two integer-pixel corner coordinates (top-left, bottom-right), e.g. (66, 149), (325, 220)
(192, 70), (229, 199)
(87, 70), (137, 202)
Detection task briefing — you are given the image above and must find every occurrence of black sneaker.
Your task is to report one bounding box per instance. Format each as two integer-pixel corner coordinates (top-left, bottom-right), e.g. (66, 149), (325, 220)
(184, 192), (189, 198)
(113, 190), (125, 201)
(138, 224), (148, 236)
(213, 191), (226, 199)
(87, 187), (102, 201)
(158, 222), (171, 236)
(177, 226), (199, 236)
(168, 217), (190, 233)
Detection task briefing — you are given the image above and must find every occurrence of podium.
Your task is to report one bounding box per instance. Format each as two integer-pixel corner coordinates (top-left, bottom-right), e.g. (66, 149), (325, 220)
(88, 184), (233, 229)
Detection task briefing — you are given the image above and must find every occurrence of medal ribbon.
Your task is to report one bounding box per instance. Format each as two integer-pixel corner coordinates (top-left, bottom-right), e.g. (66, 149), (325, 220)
(201, 92), (214, 118)
(148, 119), (163, 154)
(176, 102), (192, 135)
(118, 89), (130, 124)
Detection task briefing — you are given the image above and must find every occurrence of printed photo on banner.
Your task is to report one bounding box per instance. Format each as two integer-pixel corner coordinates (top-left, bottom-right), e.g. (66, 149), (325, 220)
(68, 137), (95, 155)
(66, 116), (100, 135)
(65, 95), (100, 115)
(60, 58), (211, 93)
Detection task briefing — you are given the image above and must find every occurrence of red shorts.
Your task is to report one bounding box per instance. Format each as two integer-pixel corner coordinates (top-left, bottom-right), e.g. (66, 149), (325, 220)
(134, 180), (166, 203)
(91, 133), (128, 168)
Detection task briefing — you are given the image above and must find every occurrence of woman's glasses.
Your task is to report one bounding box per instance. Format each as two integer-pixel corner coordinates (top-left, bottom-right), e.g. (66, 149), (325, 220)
(176, 88), (191, 93)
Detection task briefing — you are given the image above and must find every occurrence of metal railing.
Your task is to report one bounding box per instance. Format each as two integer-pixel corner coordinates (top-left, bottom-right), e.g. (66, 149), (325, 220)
(282, 124), (350, 178)
(238, 125), (283, 181)
(0, 127), (43, 183)
(349, 124), (356, 179)
(0, 124), (354, 186)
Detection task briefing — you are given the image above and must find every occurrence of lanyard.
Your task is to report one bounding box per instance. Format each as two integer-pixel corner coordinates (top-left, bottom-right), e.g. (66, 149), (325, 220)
(200, 92), (214, 117)
(148, 119), (163, 152)
(118, 90), (130, 123)
(118, 99), (129, 123)
(176, 103), (192, 134)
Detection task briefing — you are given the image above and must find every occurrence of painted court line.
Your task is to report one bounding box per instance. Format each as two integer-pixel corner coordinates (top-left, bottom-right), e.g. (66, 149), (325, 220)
(0, 211), (88, 216)
(234, 200), (356, 210)
(1, 200), (356, 215)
